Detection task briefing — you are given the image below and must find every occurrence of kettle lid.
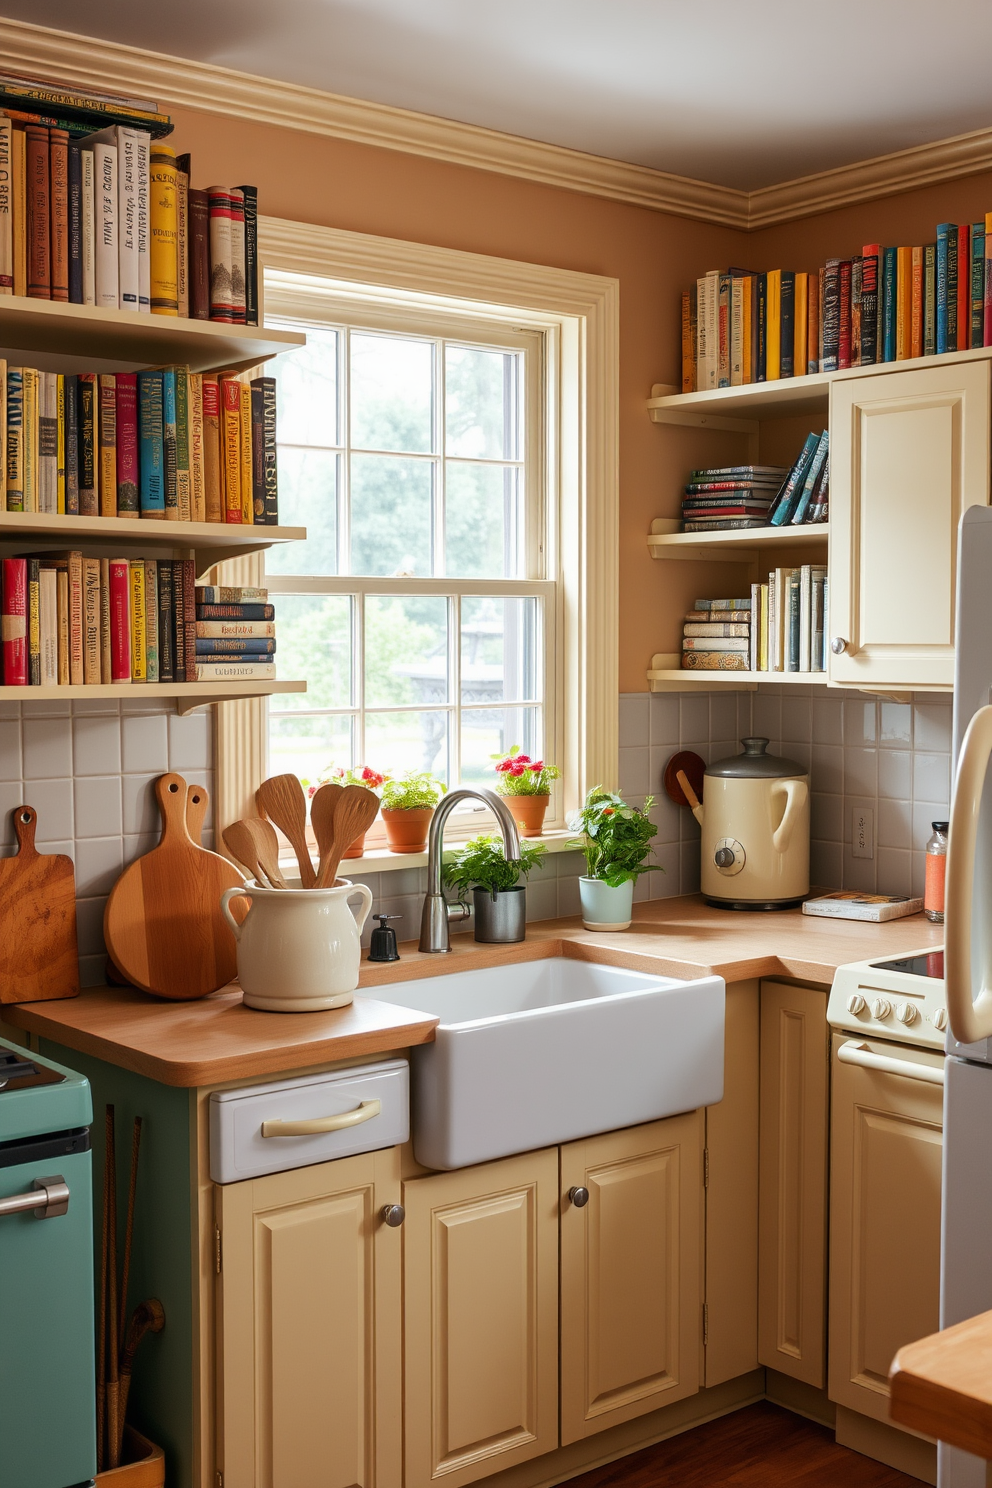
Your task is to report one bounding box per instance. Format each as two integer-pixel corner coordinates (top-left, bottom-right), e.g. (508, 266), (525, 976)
(705, 736), (806, 779)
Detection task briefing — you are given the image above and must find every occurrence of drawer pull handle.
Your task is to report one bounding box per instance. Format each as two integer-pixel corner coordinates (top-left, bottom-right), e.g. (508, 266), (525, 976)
(837, 1040), (944, 1086)
(261, 1099), (382, 1138)
(0, 1175), (69, 1220)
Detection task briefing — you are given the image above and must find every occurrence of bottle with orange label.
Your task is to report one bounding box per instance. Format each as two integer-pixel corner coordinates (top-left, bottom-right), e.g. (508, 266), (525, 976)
(924, 820), (948, 923)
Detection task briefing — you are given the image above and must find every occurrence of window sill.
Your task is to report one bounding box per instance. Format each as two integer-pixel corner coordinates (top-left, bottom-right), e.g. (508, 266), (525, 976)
(280, 828), (579, 877)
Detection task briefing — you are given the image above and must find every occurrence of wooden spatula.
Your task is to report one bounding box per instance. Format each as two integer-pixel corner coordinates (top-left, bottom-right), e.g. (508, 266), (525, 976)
(315, 785), (380, 888)
(255, 774), (315, 888)
(223, 819), (288, 890)
(309, 784), (342, 878)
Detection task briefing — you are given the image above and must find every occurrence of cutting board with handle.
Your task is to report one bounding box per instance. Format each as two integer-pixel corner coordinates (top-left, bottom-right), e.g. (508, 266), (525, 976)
(0, 805), (79, 1004)
(104, 773), (246, 1001)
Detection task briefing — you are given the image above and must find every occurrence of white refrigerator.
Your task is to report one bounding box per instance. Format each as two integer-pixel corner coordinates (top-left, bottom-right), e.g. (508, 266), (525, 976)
(941, 503), (992, 1487)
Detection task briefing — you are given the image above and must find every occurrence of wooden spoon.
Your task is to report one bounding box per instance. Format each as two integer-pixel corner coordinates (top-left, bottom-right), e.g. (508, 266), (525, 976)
(223, 818), (288, 890)
(309, 784), (342, 878)
(186, 783), (208, 845)
(316, 785), (380, 888)
(255, 774), (315, 887)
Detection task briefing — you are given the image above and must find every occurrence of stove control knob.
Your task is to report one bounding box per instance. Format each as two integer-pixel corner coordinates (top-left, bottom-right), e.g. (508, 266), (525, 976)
(871, 997), (892, 1020)
(847, 993), (866, 1015)
(932, 1007), (948, 1032)
(895, 1001), (918, 1026)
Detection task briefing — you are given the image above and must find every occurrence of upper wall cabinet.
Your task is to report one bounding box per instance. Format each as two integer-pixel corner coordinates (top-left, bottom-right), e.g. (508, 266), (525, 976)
(828, 360), (991, 691)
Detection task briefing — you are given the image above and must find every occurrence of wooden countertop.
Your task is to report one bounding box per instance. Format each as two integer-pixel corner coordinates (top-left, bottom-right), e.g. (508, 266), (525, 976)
(3, 894), (942, 1088)
(890, 1310), (992, 1459)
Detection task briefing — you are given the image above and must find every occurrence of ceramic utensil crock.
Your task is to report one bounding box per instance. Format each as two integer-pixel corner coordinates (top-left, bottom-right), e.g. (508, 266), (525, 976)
(220, 878), (373, 1011)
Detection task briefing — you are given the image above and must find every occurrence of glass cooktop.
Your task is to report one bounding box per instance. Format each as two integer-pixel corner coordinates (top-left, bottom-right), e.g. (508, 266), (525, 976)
(870, 950), (945, 980)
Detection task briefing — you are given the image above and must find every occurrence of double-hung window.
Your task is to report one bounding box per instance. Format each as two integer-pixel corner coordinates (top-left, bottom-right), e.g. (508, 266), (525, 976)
(264, 292), (559, 838)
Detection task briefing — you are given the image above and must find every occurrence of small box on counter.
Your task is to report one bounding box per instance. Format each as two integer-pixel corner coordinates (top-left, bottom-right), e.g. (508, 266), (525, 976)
(802, 891), (924, 923)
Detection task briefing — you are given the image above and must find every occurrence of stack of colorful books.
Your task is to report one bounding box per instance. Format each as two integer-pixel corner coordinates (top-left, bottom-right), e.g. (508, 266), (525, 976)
(682, 597), (752, 671)
(0, 74), (259, 323)
(2, 362), (278, 523)
(681, 464), (788, 532)
(682, 218), (992, 391)
(766, 432), (829, 526)
(748, 565), (828, 673)
(195, 584), (276, 681)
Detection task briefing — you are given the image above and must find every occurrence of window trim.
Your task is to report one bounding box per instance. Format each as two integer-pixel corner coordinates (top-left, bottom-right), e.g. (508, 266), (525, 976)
(214, 217), (619, 849)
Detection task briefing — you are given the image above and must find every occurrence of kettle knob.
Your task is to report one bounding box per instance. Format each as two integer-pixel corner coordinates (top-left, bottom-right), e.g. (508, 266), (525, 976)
(714, 847), (736, 869)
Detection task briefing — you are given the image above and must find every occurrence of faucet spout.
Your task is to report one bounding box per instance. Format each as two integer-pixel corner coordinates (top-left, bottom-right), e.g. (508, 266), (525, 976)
(419, 787), (522, 953)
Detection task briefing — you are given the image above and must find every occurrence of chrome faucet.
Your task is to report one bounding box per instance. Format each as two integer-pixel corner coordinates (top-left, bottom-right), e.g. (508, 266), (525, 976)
(419, 787), (522, 953)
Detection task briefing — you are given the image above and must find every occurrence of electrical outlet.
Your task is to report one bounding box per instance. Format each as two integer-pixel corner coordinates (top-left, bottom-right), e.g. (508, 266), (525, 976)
(852, 806), (875, 860)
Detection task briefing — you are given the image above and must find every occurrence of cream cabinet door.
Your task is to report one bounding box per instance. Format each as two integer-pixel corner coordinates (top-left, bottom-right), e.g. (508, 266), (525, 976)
(758, 980), (829, 1388)
(828, 1032), (943, 1426)
(829, 359), (991, 689)
(402, 1147), (559, 1488)
(214, 1145), (402, 1488)
(559, 1112), (703, 1445)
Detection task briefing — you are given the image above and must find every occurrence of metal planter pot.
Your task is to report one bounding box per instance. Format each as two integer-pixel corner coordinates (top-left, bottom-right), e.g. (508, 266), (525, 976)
(472, 885), (526, 943)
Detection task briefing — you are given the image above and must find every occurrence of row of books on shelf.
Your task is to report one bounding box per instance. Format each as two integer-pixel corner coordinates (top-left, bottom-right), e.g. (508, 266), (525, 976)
(681, 436), (828, 532)
(0, 361), (278, 523)
(681, 568), (828, 672)
(682, 218), (992, 391)
(0, 106), (258, 322)
(0, 560), (277, 687)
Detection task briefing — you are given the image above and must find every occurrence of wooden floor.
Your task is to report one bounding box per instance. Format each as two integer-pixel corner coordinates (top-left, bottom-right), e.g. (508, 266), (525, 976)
(564, 1403), (922, 1487)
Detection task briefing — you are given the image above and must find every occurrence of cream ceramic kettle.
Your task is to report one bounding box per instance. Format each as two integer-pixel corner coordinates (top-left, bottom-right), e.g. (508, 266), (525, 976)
(690, 737), (809, 909)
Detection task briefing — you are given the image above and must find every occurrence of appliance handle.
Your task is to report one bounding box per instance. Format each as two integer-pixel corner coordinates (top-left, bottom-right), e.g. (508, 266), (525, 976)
(837, 1040), (944, 1086)
(260, 1099), (381, 1138)
(946, 703), (992, 1044)
(0, 1174), (69, 1219)
(771, 778), (808, 854)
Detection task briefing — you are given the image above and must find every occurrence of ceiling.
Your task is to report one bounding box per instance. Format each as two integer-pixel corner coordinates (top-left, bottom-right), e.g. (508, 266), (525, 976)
(14, 0), (992, 191)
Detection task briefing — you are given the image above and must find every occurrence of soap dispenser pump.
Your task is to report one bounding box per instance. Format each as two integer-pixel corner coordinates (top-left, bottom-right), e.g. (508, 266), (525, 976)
(368, 913), (402, 963)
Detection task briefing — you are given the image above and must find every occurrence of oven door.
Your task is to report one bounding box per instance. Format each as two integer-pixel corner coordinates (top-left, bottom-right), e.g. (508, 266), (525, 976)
(828, 1032), (944, 1434)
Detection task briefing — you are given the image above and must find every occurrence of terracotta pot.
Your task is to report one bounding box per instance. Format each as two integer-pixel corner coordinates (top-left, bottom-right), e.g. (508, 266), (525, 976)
(505, 793), (550, 838)
(342, 832), (367, 859)
(382, 806), (435, 853)
(96, 1427), (165, 1487)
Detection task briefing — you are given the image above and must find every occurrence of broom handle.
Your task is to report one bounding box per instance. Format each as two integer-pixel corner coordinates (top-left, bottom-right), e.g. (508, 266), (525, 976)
(118, 1118), (142, 1357)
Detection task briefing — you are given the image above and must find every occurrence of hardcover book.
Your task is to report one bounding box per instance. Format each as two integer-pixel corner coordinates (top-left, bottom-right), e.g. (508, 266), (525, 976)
(49, 128), (69, 302)
(149, 143), (178, 315)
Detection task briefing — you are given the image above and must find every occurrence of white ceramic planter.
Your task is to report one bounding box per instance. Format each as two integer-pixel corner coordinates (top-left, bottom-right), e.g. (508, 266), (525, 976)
(220, 878), (374, 1012)
(578, 876), (634, 931)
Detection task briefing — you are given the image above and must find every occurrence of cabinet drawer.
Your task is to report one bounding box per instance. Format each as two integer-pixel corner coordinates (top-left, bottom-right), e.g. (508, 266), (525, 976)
(210, 1059), (409, 1182)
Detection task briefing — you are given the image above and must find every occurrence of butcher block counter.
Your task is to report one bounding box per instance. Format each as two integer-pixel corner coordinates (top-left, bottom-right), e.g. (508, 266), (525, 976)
(1, 894), (943, 1087)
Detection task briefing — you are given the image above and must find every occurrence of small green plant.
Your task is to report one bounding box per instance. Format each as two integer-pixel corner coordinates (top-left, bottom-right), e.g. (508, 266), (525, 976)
(381, 771), (445, 811)
(443, 833), (547, 901)
(492, 745), (561, 797)
(567, 787), (658, 887)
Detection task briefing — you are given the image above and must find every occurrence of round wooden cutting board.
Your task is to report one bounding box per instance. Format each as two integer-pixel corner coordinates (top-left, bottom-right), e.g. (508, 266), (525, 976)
(104, 773), (246, 1001)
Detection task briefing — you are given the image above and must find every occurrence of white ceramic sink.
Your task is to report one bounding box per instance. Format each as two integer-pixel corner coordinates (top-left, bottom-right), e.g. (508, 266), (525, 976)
(370, 957), (725, 1170)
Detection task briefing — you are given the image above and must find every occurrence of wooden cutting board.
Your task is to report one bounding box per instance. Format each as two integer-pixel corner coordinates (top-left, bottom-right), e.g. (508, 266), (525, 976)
(104, 773), (246, 1002)
(0, 805), (79, 1004)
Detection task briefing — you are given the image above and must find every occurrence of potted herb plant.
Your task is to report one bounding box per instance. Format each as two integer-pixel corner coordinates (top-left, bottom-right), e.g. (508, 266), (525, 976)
(310, 765), (384, 857)
(567, 787), (658, 931)
(443, 833), (547, 943)
(492, 746), (561, 837)
(380, 771), (445, 853)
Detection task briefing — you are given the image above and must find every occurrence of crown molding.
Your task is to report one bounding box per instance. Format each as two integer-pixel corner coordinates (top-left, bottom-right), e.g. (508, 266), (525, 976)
(3, 15), (992, 232)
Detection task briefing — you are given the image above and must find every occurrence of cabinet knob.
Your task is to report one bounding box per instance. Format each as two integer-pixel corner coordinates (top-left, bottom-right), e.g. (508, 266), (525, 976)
(568, 1186), (590, 1208)
(830, 637), (849, 655)
(381, 1203), (405, 1228)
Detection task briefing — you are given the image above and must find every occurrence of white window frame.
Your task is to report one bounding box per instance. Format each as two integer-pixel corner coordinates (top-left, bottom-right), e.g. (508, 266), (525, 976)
(214, 218), (619, 858)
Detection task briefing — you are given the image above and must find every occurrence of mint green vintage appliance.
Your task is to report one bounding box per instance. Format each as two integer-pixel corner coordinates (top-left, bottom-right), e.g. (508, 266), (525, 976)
(0, 1036), (97, 1488)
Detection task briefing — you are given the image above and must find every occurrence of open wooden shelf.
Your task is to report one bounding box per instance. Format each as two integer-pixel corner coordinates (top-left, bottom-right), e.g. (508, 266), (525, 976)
(648, 519), (828, 562)
(0, 511), (307, 580)
(648, 654), (829, 692)
(0, 296), (306, 374)
(0, 680), (307, 715)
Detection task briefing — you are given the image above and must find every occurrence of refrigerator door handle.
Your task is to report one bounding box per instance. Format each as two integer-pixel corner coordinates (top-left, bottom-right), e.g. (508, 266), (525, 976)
(947, 703), (992, 1044)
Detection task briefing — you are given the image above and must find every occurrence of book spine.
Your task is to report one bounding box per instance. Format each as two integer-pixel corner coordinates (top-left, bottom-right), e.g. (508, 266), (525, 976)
(849, 261), (861, 366)
(39, 570), (56, 682)
(924, 243), (936, 358)
(201, 375), (223, 521)
(195, 637), (276, 654)
(5, 370), (22, 511)
(0, 359), (5, 509)
(115, 372), (139, 516)
(986, 214), (992, 349)
(779, 270), (795, 378)
(679, 652), (748, 672)
(947, 225), (958, 352)
(82, 558), (100, 683)
(882, 247), (897, 361)
(182, 560), (196, 679)
(99, 558), (111, 682)
(799, 565), (812, 672)
(806, 268), (819, 373)
(728, 277), (741, 387)
(67, 142), (81, 302)
(116, 127), (139, 310)
(681, 287), (694, 392)
(254, 377), (278, 526)
(78, 373), (98, 515)
(134, 131), (149, 312)
(238, 183), (258, 325)
(157, 559), (174, 682)
(129, 559), (146, 681)
(0, 117), (11, 293)
(821, 260), (840, 371)
(187, 187), (210, 320)
(175, 168), (188, 318)
(48, 128), (69, 302)
(911, 245), (923, 358)
(189, 374), (205, 522)
(144, 560), (159, 682)
(175, 368), (191, 520)
(26, 124), (50, 298)
(2, 558), (27, 684)
(208, 186), (235, 322)
(137, 371), (164, 516)
(38, 372), (57, 514)
(80, 146), (95, 304)
(56, 373), (65, 513)
(149, 144), (178, 315)
(98, 373), (117, 517)
(22, 368), (38, 514)
(221, 378), (242, 522)
(972, 222), (986, 348)
(162, 367), (178, 518)
(67, 552), (83, 683)
(12, 126), (25, 297)
(765, 269), (781, 380)
(56, 568), (68, 683)
(958, 224), (971, 349)
(239, 381), (253, 524)
(895, 245), (911, 360)
(756, 273), (767, 381)
(229, 187), (246, 325)
(195, 585), (269, 603)
(109, 558), (131, 682)
(716, 272), (730, 388)
(837, 260), (852, 369)
(171, 560), (184, 681)
(92, 141), (118, 308)
(860, 249), (878, 365)
(197, 603), (275, 620)
(937, 224), (951, 354)
(27, 558), (40, 684)
(250, 382), (266, 525)
(64, 373), (78, 515)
